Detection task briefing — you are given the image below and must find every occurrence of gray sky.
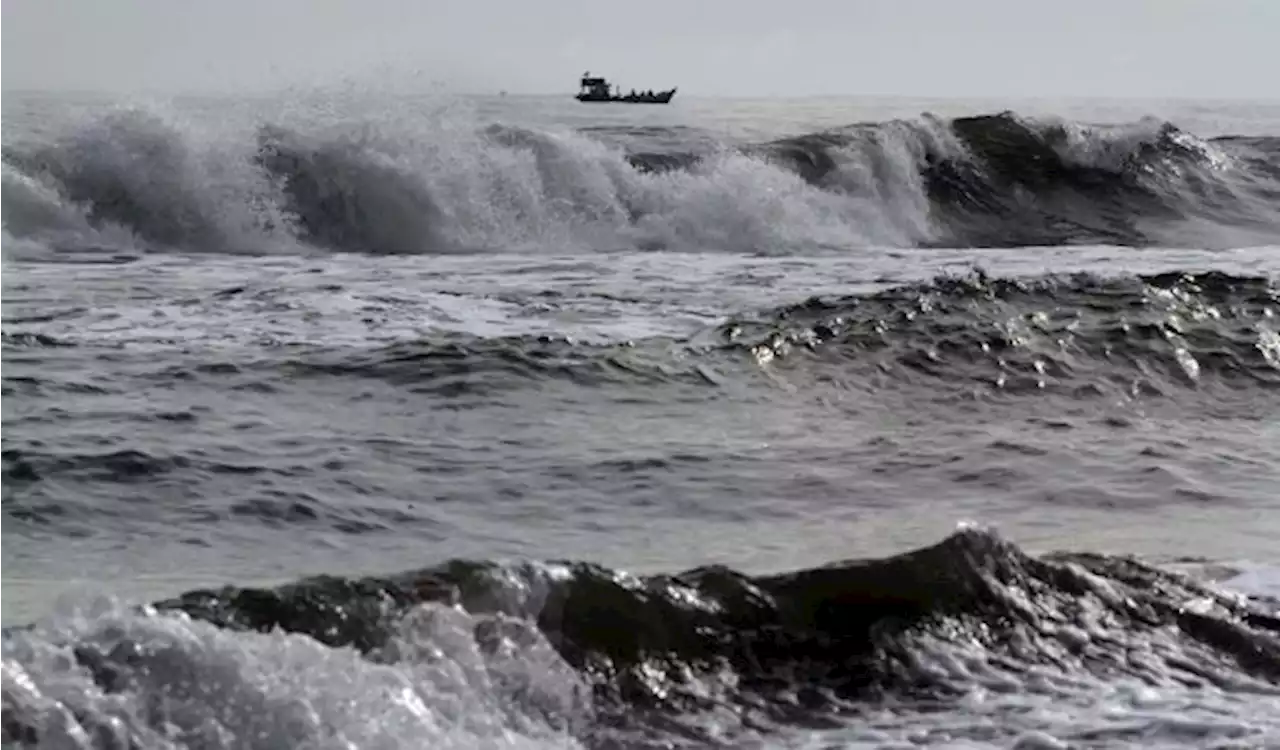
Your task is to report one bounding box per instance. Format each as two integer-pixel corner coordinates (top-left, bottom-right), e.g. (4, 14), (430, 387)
(3, 0), (1278, 98)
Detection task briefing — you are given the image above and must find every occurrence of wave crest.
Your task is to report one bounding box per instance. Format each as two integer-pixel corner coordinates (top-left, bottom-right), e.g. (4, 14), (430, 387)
(7, 529), (1275, 746)
(10, 106), (1274, 256)
(720, 270), (1280, 399)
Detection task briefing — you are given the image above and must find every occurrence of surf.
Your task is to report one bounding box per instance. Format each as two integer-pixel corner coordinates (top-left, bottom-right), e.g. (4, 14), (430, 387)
(6, 105), (1278, 259)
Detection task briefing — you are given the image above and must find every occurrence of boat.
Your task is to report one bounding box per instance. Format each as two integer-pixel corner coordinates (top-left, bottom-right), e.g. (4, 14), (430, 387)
(575, 73), (676, 104)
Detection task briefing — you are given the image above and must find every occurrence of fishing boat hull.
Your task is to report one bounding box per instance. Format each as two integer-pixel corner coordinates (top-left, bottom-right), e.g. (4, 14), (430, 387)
(575, 88), (677, 104)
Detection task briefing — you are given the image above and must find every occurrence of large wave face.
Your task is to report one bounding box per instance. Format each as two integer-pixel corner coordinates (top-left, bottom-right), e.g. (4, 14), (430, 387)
(252, 124), (447, 254)
(5, 529), (1279, 747)
(5, 106), (1278, 257)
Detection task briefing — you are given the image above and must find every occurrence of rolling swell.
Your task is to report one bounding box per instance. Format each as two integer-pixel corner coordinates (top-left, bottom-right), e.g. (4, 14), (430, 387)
(283, 333), (715, 395)
(1, 269), (1273, 411)
(713, 269), (1280, 400)
(240, 270), (1279, 404)
(4, 108), (1279, 255)
(5, 529), (1279, 746)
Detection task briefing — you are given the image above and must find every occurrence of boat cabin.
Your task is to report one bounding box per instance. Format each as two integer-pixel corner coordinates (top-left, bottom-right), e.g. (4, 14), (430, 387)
(578, 74), (613, 99)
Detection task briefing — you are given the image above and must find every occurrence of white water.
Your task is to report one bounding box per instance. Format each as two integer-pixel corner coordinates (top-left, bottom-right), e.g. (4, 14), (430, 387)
(4, 601), (590, 750)
(1, 101), (945, 258)
(7, 563), (1280, 749)
(5, 94), (1280, 260)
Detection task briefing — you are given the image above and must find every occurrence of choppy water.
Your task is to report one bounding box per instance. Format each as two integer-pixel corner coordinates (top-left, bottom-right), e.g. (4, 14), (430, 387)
(3, 92), (1280, 749)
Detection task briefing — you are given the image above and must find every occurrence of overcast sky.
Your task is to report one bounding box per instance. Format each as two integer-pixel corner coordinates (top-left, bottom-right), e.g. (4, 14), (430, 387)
(3, 0), (1278, 98)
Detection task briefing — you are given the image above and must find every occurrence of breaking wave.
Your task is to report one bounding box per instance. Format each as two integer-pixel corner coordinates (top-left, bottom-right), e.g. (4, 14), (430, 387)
(5, 528), (1279, 747)
(4, 108), (1279, 257)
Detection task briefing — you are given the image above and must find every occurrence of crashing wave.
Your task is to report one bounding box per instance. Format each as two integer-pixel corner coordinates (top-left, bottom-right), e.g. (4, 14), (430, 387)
(5, 109), (1278, 256)
(4, 528), (1278, 747)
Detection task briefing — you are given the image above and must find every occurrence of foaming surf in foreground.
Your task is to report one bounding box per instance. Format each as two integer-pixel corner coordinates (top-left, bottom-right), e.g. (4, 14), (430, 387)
(4, 105), (1280, 258)
(4, 528), (1280, 749)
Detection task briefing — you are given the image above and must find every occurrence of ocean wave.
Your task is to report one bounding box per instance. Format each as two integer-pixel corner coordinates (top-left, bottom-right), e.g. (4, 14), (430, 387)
(1, 110), (287, 253)
(8, 269), (1274, 406)
(252, 124), (447, 254)
(85, 270), (1267, 403)
(0, 332), (76, 348)
(5, 108), (1278, 256)
(5, 528), (1278, 747)
(714, 269), (1280, 399)
(281, 333), (713, 395)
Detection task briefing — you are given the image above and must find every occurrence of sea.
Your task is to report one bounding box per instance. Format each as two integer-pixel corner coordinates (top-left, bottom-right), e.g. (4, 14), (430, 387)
(3, 90), (1280, 749)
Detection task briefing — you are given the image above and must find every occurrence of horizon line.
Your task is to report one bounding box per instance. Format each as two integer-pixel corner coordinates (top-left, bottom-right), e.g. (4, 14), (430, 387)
(5, 86), (1280, 104)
